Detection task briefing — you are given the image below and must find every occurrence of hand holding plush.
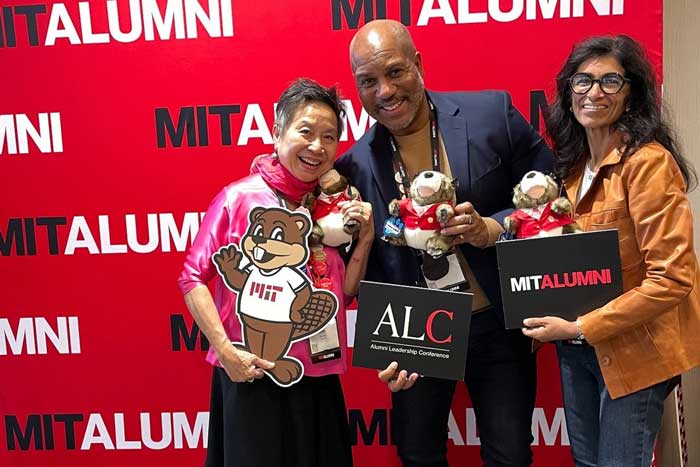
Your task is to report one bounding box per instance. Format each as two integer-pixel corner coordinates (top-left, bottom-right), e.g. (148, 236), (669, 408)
(301, 169), (361, 248)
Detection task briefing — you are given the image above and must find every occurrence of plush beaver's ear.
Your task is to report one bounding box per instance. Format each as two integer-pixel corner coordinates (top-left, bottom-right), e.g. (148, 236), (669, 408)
(544, 175), (560, 200)
(512, 183), (524, 206)
(291, 212), (311, 237)
(249, 207), (266, 223)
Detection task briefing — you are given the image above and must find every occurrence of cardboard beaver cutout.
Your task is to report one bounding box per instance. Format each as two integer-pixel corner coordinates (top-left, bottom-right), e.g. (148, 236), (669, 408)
(301, 169), (361, 248)
(212, 206), (338, 387)
(385, 170), (457, 258)
(503, 170), (581, 239)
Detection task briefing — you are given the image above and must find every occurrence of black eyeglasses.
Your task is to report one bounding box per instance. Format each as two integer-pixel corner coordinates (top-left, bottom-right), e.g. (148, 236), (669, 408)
(568, 72), (631, 95)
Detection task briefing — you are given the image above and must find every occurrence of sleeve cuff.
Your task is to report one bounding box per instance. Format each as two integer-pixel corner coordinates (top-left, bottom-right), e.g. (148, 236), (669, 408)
(577, 312), (598, 344)
(484, 217), (505, 247)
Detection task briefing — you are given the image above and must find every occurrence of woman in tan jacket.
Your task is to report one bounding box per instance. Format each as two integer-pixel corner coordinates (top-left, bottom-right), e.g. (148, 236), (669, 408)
(522, 35), (700, 466)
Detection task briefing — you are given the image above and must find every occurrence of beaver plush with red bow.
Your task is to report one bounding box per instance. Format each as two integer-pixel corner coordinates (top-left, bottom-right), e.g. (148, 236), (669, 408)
(384, 170), (457, 258)
(503, 171), (581, 238)
(301, 169), (361, 248)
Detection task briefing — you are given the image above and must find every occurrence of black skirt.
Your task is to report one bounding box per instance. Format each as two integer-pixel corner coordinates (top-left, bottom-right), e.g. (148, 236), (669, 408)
(206, 367), (353, 467)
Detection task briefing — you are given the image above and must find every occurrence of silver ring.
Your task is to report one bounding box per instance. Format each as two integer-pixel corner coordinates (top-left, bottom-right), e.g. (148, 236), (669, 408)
(466, 214), (473, 225)
(247, 377), (254, 383)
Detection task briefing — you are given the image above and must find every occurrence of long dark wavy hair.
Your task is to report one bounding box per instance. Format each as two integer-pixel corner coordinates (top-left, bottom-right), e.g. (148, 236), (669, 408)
(545, 35), (696, 191)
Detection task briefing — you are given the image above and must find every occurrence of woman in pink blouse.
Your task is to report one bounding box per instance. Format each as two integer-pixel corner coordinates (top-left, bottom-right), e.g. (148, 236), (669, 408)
(178, 79), (373, 467)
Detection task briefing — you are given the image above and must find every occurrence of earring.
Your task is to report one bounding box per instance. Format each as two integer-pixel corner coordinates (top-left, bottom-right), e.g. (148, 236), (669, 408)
(569, 106), (573, 112)
(625, 107), (630, 112)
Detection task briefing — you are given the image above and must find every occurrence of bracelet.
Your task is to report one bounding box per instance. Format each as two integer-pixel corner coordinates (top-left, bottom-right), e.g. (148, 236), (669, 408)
(575, 318), (585, 341)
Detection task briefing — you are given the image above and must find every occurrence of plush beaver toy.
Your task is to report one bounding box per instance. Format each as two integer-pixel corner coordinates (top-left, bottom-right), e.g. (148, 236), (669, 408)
(301, 169), (361, 248)
(212, 206), (338, 387)
(503, 170), (581, 239)
(385, 170), (457, 258)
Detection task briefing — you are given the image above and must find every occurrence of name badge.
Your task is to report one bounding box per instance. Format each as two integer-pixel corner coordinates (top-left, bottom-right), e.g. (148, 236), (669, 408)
(309, 318), (341, 363)
(422, 253), (469, 292)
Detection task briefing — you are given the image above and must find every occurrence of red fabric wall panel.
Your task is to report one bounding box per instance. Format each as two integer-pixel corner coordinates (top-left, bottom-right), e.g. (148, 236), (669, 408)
(0, 1), (662, 465)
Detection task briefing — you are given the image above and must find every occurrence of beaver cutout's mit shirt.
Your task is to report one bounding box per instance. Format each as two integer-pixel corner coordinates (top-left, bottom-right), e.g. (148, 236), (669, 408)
(240, 266), (307, 321)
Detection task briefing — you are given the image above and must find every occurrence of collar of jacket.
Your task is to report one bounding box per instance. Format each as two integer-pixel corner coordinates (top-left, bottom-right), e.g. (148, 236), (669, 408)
(565, 144), (624, 210)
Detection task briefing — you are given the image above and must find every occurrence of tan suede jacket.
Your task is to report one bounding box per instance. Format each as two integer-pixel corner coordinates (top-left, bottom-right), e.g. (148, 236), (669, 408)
(564, 141), (700, 399)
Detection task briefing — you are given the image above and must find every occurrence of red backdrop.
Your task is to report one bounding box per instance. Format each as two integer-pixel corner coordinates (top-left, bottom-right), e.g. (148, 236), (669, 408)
(0, 1), (662, 466)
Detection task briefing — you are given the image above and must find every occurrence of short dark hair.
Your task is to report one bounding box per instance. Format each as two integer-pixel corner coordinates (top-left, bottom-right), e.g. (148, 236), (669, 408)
(275, 78), (346, 137)
(545, 35), (696, 190)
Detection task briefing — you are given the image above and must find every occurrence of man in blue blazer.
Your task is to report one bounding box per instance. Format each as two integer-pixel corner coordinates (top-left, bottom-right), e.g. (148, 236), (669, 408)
(336, 20), (553, 467)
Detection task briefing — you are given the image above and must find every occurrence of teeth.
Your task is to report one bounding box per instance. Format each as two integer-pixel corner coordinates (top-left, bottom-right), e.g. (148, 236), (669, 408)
(254, 247), (265, 260)
(299, 156), (321, 166)
(583, 105), (607, 110)
(383, 100), (402, 111)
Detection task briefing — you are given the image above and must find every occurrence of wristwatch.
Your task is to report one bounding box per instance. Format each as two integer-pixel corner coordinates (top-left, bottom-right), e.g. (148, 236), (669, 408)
(575, 318), (586, 341)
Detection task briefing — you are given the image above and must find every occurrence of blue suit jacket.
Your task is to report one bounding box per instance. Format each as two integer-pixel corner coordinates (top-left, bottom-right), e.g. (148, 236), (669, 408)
(336, 90), (554, 323)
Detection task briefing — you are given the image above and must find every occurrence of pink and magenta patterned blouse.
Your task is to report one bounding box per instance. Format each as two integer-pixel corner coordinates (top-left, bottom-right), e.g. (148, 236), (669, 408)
(178, 173), (348, 376)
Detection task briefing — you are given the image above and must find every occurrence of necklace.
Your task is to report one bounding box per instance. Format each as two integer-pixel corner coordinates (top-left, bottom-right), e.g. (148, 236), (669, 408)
(584, 161), (597, 182)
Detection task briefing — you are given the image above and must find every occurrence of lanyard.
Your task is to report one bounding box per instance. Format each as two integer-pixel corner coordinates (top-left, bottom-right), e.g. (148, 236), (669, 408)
(388, 95), (441, 198)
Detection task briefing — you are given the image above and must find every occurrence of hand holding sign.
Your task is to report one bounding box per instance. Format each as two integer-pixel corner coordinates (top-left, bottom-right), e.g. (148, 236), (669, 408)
(521, 316), (580, 342)
(378, 361), (419, 392)
(216, 343), (275, 383)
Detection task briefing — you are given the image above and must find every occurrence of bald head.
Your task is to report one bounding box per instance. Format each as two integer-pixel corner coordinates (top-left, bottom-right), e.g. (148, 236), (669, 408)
(347, 20), (428, 136)
(350, 20), (416, 71)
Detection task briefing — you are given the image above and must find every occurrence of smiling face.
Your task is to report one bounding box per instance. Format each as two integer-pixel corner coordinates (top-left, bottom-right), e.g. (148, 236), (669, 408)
(350, 26), (428, 136)
(274, 102), (338, 183)
(242, 207), (310, 271)
(571, 55), (630, 133)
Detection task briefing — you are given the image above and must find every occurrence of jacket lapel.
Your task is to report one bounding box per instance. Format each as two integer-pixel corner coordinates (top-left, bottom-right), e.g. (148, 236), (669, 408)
(566, 146), (623, 212)
(564, 160), (584, 212)
(598, 146), (623, 170)
(429, 91), (470, 202)
(368, 125), (401, 207)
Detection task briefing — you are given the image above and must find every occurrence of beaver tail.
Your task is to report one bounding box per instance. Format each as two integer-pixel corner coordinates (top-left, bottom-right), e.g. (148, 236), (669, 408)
(291, 290), (338, 341)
